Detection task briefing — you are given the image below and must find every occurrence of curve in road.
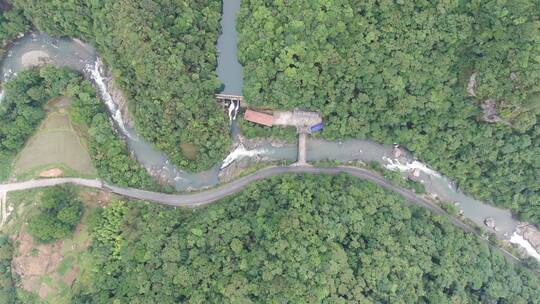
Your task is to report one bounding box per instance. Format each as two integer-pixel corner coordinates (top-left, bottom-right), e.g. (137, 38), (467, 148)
(0, 165), (527, 264)
(0, 166), (469, 229)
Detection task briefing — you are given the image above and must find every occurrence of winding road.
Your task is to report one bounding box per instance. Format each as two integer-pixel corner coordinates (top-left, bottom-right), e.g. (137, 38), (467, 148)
(0, 166), (471, 230)
(0, 165), (530, 264)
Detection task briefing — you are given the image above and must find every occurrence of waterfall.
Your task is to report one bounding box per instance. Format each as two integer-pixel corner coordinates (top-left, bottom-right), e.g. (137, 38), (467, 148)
(84, 58), (129, 136)
(227, 100), (240, 122)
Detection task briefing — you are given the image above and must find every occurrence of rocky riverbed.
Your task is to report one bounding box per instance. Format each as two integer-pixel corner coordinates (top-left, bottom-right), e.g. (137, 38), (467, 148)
(218, 136), (290, 183)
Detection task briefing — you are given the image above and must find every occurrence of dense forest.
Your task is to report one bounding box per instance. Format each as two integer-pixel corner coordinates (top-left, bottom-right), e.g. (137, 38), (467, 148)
(8, 0), (231, 171)
(72, 174), (540, 303)
(67, 68), (162, 190)
(0, 66), (159, 189)
(237, 1), (540, 225)
(0, 67), (59, 179)
(27, 185), (82, 243)
(0, 6), (28, 56)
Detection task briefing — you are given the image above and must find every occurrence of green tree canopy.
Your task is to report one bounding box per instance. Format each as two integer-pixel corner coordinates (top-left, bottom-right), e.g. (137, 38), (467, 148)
(76, 174), (540, 303)
(237, 0), (540, 226)
(28, 185), (83, 243)
(11, 0), (231, 172)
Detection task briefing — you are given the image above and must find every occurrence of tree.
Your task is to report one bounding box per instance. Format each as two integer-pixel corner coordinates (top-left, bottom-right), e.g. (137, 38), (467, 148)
(0, 236), (15, 304)
(76, 174), (540, 303)
(27, 185), (82, 243)
(236, 0), (540, 226)
(12, 0), (232, 172)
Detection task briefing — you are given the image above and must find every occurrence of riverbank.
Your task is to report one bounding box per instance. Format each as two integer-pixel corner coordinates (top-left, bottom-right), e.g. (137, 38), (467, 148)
(1, 166), (539, 272)
(312, 159), (540, 265)
(2, 32), (540, 266)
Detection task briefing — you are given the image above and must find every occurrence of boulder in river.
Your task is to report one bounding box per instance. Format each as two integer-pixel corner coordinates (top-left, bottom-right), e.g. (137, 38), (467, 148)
(522, 225), (540, 253)
(392, 145), (403, 158)
(105, 69), (134, 128)
(484, 217), (496, 229)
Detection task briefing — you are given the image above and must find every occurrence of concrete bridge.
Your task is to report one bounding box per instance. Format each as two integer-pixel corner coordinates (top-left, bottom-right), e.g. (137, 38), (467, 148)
(242, 106), (322, 167)
(215, 94), (244, 107)
(216, 95), (319, 167)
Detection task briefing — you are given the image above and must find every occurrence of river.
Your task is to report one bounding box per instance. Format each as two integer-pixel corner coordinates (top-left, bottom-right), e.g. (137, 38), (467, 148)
(1, 33), (223, 191)
(1, 2), (538, 259)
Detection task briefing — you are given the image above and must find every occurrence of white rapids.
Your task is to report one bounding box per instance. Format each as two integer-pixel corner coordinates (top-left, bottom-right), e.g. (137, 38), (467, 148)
(84, 58), (129, 136)
(221, 144), (267, 169)
(383, 156), (441, 177)
(510, 232), (540, 262)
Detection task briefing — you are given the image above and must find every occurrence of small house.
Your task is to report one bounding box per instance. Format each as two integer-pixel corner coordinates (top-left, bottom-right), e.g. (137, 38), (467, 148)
(244, 109), (273, 127)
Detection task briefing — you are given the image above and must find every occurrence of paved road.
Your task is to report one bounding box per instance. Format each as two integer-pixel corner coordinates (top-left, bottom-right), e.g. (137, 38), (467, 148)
(107, 166), (471, 231)
(0, 166), (470, 230)
(0, 165), (527, 263)
(0, 178), (103, 192)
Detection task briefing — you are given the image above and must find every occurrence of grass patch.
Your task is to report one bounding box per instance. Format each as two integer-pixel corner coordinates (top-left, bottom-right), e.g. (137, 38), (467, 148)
(15, 288), (42, 304)
(0, 152), (14, 182)
(180, 142), (199, 160)
(57, 256), (75, 276)
(12, 109), (96, 179)
(3, 188), (44, 235)
(238, 118), (297, 141)
(29, 248), (39, 257)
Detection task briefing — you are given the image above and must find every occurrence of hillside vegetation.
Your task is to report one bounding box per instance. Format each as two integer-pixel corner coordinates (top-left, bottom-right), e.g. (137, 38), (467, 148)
(27, 185), (83, 243)
(237, 0), (540, 225)
(0, 6), (28, 46)
(73, 174), (540, 303)
(10, 0), (231, 171)
(0, 236), (15, 303)
(0, 66), (159, 189)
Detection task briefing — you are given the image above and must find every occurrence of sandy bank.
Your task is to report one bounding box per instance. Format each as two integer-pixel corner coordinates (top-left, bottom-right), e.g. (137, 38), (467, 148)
(21, 50), (50, 67)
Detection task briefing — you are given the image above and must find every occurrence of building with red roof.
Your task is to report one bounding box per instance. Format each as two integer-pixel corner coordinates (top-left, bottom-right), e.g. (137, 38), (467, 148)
(244, 109), (273, 127)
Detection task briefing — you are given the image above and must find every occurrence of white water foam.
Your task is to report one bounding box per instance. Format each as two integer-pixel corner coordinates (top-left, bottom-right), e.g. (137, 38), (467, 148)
(510, 232), (540, 262)
(3, 68), (14, 81)
(228, 102), (235, 122)
(383, 156), (441, 178)
(221, 144), (267, 169)
(226, 100), (240, 122)
(233, 103), (239, 120)
(85, 58), (129, 135)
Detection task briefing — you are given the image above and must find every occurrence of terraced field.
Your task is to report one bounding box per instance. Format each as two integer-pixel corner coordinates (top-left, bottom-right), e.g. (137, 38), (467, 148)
(12, 99), (96, 179)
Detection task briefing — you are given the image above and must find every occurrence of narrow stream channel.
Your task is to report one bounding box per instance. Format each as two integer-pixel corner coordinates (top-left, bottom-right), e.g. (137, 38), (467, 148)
(1, 2), (538, 259)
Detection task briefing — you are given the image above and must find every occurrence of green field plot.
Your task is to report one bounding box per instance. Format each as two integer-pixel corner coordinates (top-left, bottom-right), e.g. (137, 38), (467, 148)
(13, 109), (96, 179)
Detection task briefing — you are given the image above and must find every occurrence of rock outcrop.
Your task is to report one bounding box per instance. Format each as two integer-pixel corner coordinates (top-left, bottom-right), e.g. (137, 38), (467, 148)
(522, 225), (540, 254)
(480, 99), (501, 123)
(467, 72), (477, 97)
(105, 70), (134, 128)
